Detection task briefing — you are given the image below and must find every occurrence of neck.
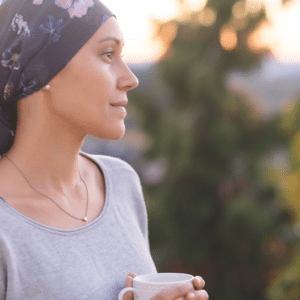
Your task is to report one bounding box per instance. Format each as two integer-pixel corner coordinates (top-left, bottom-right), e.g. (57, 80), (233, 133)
(5, 115), (86, 195)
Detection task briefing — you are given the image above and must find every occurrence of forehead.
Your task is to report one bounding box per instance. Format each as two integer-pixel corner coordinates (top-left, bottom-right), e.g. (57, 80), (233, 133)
(90, 16), (124, 44)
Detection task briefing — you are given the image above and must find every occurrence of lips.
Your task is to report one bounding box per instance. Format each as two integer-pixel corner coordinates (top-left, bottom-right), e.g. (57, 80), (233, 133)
(110, 100), (127, 114)
(110, 100), (128, 107)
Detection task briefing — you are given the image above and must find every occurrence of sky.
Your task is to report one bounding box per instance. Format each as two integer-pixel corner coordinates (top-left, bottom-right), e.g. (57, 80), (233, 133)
(101, 0), (300, 64)
(257, 0), (300, 63)
(100, 0), (206, 63)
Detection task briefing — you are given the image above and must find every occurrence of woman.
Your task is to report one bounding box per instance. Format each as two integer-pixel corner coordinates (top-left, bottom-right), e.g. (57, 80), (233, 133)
(0, 0), (208, 299)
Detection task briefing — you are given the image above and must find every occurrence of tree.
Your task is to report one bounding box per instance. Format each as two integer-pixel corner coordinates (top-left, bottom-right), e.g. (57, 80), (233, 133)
(266, 97), (300, 300)
(130, 0), (295, 299)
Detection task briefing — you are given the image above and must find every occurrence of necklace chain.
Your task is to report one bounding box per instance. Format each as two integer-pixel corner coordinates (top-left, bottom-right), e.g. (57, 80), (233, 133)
(4, 155), (89, 222)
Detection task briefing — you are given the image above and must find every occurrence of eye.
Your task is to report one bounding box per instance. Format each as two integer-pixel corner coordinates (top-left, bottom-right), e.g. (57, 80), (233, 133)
(100, 49), (124, 62)
(102, 50), (114, 60)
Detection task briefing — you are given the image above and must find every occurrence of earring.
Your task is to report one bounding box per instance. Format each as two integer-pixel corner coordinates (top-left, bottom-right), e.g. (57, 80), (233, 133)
(45, 84), (50, 90)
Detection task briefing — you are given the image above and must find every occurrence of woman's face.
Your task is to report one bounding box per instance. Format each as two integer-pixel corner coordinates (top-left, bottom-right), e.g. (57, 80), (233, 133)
(46, 16), (139, 140)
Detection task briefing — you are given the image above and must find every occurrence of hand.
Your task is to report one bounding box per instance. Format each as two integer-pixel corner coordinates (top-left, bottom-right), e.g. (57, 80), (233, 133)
(150, 275), (208, 300)
(124, 273), (209, 300)
(123, 273), (137, 300)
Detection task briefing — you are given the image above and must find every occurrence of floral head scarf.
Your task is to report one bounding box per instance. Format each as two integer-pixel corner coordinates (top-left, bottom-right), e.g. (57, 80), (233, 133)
(0, 0), (115, 155)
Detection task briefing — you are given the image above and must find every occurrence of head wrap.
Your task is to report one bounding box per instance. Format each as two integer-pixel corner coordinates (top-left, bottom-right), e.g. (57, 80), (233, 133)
(0, 0), (115, 155)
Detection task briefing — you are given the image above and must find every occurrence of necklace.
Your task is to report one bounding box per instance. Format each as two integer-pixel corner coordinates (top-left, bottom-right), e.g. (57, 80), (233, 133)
(4, 155), (89, 222)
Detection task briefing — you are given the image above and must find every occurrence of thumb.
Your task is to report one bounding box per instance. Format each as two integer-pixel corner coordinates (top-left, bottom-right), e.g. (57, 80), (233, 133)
(123, 273), (137, 300)
(126, 273), (137, 287)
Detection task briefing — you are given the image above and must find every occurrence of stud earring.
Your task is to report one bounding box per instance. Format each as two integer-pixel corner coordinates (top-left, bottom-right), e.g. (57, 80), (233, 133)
(45, 84), (50, 90)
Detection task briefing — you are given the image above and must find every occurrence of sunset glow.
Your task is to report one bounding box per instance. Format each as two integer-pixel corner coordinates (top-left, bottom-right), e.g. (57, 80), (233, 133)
(254, 0), (300, 62)
(101, 0), (300, 64)
(100, 0), (180, 63)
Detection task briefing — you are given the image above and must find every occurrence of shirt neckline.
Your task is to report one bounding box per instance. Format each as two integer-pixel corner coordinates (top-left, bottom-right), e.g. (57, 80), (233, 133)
(0, 151), (110, 234)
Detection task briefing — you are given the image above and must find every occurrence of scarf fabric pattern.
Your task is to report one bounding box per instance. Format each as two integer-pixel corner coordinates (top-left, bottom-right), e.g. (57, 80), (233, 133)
(0, 0), (114, 154)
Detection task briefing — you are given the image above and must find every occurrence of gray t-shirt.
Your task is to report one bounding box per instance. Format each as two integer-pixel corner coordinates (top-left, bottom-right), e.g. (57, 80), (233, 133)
(0, 152), (157, 300)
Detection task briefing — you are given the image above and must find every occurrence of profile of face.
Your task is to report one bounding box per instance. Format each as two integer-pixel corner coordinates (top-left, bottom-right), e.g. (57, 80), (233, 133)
(44, 16), (139, 140)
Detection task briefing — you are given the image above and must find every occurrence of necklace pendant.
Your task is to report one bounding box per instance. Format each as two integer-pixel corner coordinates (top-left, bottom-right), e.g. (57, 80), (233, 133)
(83, 217), (88, 222)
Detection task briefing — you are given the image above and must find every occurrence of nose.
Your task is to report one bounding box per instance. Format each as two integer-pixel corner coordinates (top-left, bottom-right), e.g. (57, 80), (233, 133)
(117, 63), (139, 92)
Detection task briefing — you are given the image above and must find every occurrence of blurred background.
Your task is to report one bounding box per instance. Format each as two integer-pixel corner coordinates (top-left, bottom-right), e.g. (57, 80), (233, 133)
(81, 0), (300, 299)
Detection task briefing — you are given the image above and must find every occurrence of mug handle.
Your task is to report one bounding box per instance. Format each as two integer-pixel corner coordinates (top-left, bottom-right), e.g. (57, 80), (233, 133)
(118, 287), (138, 300)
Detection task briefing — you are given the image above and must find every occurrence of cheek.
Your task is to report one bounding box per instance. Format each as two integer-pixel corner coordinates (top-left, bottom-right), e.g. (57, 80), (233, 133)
(77, 62), (116, 105)
(89, 66), (115, 93)
(48, 57), (116, 118)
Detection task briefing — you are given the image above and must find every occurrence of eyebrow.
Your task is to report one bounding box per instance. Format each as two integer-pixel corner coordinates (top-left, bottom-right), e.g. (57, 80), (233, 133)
(98, 36), (125, 47)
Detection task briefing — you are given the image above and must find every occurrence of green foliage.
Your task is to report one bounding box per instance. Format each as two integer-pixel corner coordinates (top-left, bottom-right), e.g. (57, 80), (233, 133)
(130, 0), (295, 299)
(265, 94), (300, 299)
(280, 93), (300, 139)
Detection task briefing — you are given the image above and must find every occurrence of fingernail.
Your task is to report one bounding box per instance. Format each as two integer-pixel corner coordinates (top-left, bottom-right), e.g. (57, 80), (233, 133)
(197, 277), (204, 285)
(188, 292), (195, 298)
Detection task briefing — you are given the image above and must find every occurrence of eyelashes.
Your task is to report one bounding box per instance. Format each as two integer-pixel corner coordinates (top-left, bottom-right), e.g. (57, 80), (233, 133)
(100, 49), (124, 62)
(103, 50), (114, 60)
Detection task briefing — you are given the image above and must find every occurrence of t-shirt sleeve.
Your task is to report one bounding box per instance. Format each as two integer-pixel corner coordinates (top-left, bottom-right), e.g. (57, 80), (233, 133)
(120, 160), (151, 249)
(129, 166), (151, 249)
(0, 267), (5, 300)
(0, 241), (7, 300)
(99, 154), (151, 249)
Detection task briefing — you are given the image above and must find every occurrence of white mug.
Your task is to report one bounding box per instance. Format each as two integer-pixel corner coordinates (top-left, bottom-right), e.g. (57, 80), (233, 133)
(118, 272), (194, 300)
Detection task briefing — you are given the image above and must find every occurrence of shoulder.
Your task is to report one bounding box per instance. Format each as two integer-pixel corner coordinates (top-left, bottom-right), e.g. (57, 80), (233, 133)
(80, 151), (145, 202)
(80, 151), (139, 179)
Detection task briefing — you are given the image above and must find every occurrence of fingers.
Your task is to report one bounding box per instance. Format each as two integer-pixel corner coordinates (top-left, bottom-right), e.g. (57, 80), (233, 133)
(192, 276), (205, 290)
(193, 289), (209, 300)
(192, 276), (208, 300)
(151, 282), (195, 300)
(191, 276), (208, 299)
(123, 273), (137, 300)
(126, 273), (137, 287)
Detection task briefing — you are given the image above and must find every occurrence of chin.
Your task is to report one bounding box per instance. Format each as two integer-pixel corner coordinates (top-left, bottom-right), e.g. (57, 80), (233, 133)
(90, 126), (126, 141)
(108, 131), (125, 140)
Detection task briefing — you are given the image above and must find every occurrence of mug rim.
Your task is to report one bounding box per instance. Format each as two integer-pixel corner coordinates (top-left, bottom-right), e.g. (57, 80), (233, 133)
(133, 272), (194, 285)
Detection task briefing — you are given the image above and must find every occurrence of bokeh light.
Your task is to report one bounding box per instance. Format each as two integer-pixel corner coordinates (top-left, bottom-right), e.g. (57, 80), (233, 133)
(220, 27), (238, 50)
